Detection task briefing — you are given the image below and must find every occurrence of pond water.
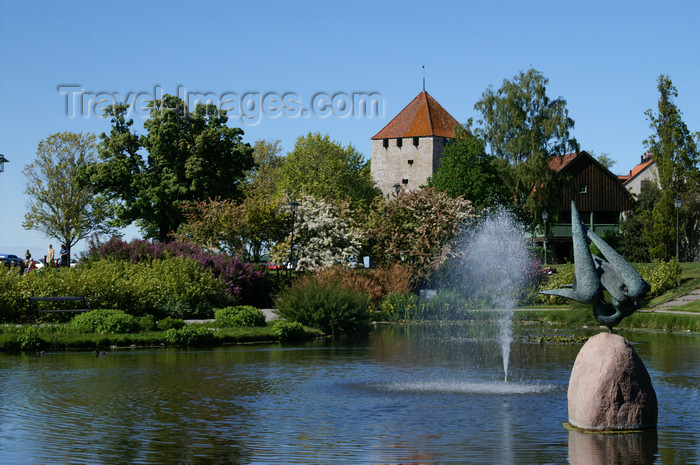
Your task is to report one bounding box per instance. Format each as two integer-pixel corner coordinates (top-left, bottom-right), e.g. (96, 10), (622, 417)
(0, 324), (698, 464)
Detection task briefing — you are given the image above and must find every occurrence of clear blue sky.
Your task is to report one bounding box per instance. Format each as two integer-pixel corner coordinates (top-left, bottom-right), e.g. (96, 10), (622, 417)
(1, 0), (699, 258)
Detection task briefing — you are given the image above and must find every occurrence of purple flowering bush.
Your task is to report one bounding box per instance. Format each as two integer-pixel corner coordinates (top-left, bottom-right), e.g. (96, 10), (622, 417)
(84, 237), (269, 306)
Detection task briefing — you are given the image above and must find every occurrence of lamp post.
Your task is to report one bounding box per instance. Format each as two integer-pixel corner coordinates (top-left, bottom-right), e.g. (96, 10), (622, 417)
(0, 154), (8, 174)
(674, 197), (682, 261)
(288, 201), (300, 271)
(542, 210), (549, 266)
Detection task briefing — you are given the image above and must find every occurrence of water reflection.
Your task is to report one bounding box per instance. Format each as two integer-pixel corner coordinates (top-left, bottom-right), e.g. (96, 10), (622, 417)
(568, 429), (658, 465)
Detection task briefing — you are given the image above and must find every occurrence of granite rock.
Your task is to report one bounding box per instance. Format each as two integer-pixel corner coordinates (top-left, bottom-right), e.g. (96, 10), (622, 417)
(568, 332), (657, 431)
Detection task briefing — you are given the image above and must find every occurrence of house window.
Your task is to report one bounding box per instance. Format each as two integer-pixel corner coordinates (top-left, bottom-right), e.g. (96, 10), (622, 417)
(579, 184), (588, 194)
(397, 138), (403, 148)
(382, 138), (388, 148)
(413, 137), (419, 147)
(402, 178), (409, 185)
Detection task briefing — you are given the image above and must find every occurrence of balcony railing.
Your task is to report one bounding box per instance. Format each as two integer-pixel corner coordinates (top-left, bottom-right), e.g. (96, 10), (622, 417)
(529, 223), (621, 239)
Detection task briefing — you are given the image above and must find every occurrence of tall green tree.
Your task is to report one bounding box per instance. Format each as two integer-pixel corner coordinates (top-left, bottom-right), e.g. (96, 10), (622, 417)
(643, 75), (700, 260)
(277, 132), (380, 210)
(246, 139), (284, 192)
(428, 127), (509, 211)
(472, 68), (578, 225)
(83, 95), (255, 242)
(23, 132), (115, 258)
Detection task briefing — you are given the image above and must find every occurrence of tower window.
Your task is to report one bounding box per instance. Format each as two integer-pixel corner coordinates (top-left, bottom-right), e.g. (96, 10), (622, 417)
(407, 159), (413, 165)
(397, 138), (403, 148)
(402, 178), (409, 185)
(413, 137), (419, 146)
(382, 138), (388, 148)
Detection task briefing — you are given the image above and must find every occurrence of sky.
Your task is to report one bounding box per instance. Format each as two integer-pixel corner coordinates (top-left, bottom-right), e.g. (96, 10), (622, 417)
(1, 0), (699, 259)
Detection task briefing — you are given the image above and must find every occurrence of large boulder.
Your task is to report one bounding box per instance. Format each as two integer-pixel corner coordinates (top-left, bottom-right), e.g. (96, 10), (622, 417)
(568, 332), (657, 431)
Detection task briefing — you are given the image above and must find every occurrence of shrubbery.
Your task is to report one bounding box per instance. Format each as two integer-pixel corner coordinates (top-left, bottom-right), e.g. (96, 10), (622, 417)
(0, 257), (233, 322)
(68, 309), (141, 334)
(377, 292), (419, 321)
(272, 320), (307, 343)
(638, 258), (682, 296)
(276, 277), (371, 338)
(158, 317), (186, 331)
(215, 306), (266, 327)
(164, 324), (214, 346)
(84, 238), (269, 306)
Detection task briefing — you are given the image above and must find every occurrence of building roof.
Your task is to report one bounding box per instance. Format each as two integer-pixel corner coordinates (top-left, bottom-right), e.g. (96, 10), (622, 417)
(548, 152), (580, 172)
(371, 91), (459, 140)
(620, 153), (655, 185)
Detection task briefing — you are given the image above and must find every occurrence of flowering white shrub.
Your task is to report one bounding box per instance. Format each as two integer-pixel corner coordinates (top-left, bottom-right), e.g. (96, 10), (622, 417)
(272, 194), (362, 272)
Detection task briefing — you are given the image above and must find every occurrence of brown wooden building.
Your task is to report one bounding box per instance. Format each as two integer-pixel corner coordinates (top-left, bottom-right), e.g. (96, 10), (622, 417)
(543, 151), (631, 262)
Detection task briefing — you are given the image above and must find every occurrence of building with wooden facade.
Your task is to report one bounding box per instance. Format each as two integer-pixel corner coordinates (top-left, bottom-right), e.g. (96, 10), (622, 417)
(542, 151), (631, 262)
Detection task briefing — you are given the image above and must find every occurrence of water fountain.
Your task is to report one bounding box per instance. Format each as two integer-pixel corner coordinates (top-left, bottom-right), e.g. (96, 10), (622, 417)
(446, 208), (536, 382)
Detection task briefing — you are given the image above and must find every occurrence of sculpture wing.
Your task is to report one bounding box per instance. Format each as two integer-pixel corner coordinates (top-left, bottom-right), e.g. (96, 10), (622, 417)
(539, 202), (602, 304)
(587, 229), (650, 303)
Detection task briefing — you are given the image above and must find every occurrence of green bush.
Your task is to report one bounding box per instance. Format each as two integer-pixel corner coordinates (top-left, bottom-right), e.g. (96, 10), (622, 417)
(215, 306), (266, 327)
(158, 317), (186, 331)
(377, 292), (419, 321)
(0, 266), (29, 321)
(272, 320), (307, 343)
(638, 258), (682, 296)
(68, 309), (140, 334)
(418, 290), (470, 320)
(276, 279), (371, 338)
(163, 324), (215, 346)
(537, 265), (575, 305)
(21, 258), (231, 319)
(137, 315), (157, 332)
(18, 326), (41, 351)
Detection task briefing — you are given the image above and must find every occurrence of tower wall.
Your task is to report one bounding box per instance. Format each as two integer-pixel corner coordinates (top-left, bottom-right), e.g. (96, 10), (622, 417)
(371, 136), (445, 196)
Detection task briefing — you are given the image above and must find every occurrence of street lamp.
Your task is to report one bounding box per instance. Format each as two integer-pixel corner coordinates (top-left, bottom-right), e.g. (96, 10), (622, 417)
(542, 210), (549, 266)
(0, 154), (8, 173)
(288, 201), (300, 271)
(674, 197), (682, 261)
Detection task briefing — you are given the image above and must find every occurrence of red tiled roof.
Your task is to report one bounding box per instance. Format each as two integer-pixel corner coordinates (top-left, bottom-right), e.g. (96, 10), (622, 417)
(622, 153), (654, 185)
(371, 91), (459, 139)
(548, 152), (579, 172)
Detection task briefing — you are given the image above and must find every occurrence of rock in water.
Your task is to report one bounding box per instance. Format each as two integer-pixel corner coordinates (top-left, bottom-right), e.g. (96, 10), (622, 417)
(568, 332), (657, 431)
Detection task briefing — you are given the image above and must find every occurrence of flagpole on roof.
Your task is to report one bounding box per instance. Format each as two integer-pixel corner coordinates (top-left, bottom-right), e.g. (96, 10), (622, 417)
(422, 65), (425, 92)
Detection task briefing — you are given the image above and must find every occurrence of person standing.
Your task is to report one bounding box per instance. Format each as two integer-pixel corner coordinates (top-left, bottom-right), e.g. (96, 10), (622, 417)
(59, 244), (69, 268)
(46, 244), (55, 268)
(25, 249), (32, 265)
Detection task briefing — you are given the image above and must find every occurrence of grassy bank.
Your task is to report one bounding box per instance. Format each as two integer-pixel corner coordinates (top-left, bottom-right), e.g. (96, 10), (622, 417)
(0, 320), (322, 353)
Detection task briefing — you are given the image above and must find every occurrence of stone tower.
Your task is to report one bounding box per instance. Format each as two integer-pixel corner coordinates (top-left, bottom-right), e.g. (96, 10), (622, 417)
(370, 91), (459, 196)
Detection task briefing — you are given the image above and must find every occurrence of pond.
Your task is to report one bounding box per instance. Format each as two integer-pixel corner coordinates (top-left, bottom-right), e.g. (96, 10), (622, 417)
(0, 324), (698, 464)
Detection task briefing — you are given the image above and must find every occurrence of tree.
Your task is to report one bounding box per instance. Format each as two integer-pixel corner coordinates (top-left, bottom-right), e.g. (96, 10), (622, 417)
(619, 186), (659, 262)
(23, 132), (115, 258)
(472, 69), (579, 225)
(277, 132), (380, 210)
(365, 187), (476, 276)
(174, 193), (286, 263)
(428, 127), (510, 211)
(642, 75), (700, 261)
(270, 194), (362, 272)
(246, 139), (284, 192)
(83, 95), (255, 242)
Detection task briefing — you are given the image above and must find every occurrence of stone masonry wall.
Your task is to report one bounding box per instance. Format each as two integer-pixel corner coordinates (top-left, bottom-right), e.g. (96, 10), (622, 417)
(371, 136), (444, 196)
